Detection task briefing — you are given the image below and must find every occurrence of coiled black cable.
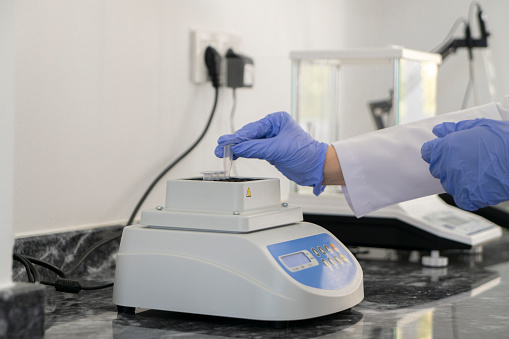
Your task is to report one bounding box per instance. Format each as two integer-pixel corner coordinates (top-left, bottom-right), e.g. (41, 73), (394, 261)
(12, 46), (223, 292)
(126, 46), (222, 226)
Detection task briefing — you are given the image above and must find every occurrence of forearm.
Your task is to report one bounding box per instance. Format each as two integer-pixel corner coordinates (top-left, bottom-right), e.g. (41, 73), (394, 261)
(322, 145), (345, 185)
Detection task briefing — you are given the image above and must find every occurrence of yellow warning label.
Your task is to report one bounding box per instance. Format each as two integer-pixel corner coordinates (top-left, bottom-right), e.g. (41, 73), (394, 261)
(246, 188), (252, 197)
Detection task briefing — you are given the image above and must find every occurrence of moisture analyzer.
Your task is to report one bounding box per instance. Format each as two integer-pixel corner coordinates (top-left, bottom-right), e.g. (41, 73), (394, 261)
(113, 177), (364, 321)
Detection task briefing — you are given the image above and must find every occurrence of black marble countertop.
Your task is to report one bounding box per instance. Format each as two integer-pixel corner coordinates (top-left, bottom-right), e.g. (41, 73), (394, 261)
(41, 229), (509, 339)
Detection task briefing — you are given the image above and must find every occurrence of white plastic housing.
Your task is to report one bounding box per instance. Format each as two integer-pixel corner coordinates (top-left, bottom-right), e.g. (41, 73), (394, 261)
(141, 178), (303, 232)
(165, 177), (280, 213)
(113, 222), (364, 321)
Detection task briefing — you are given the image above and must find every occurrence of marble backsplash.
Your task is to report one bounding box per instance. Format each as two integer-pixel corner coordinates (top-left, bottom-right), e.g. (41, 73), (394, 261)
(12, 225), (123, 283)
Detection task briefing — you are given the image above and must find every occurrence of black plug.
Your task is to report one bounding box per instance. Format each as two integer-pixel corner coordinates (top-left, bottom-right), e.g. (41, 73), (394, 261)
(226, 48), (254, 89)
(54, 278), (82, 294)
(205, 46), (221, 88)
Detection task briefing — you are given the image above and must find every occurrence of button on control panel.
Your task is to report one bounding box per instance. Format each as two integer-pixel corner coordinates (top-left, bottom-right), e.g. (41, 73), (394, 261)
(314, 243), (353, 269)
(334, 255), (342, 264)
(267, 233), (357, 290)
(312, 248), (320, 257)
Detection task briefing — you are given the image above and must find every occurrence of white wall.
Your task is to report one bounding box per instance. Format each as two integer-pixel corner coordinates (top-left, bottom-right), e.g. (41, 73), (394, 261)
(0, 0), (14, 288)
(13, 0), (345, 235)
(12, 0), (509, 236)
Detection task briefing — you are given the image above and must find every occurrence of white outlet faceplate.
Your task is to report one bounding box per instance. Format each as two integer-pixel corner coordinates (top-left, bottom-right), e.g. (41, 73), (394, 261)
(190, 30), (242, 84)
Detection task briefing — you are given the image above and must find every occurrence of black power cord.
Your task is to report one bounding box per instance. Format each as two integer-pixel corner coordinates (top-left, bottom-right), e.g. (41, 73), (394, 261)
(64, 230), (124, 276)
(13, 46), (223, 293)
(125, 45), (222, 226)
(64, 45), (222, 281)
(13, 253), (38, 283)
(125, 88), (219, 226)
(41, 278), (114, 293)
(13, 252), (112, 293)
(24, 255), (67, 278)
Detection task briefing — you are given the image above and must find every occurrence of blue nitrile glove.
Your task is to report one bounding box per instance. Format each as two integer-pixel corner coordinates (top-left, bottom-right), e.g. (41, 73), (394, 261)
(421, 118), (509, 211)
(215, 111), (328, 195)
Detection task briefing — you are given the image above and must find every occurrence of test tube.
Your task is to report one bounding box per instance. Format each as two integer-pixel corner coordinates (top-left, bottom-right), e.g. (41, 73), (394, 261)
(200, 171), (215, 181)
(223, 144), (233, 179)
(201, 171), (226, 181)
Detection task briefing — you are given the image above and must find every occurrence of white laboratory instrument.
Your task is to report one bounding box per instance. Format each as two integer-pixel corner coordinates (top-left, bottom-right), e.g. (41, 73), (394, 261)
(291, 194), (502, 261)
(288, 47), (502, 258)
(113, 177), (364, 321)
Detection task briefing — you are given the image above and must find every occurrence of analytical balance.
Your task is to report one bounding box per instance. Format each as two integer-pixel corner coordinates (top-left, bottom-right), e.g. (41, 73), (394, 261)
(113, 177), (364, 321)
(288, 47), (502, 260)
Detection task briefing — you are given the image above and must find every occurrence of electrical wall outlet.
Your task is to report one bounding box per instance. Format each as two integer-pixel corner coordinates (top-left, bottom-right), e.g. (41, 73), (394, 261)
(190, 30), (241, 84)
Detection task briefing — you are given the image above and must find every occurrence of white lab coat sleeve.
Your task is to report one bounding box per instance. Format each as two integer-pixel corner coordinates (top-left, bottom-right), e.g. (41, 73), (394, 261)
(333, 96), (509, 217)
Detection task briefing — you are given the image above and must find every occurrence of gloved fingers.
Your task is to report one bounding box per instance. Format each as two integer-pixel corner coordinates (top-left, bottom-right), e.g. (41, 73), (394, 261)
(214, 145), (239, 160)
(215, 122), (272, 159)
(421, 139), (443, 180)
(420, 139), (438, 164)
(449, 118), (491, 131)
(216, 112), (294, 159)
(231, 138), (273, 160)
(217, 133), (248, 146)
(432, 119), (489, 137)
(431, 122), (460, 137)
(214, 145), (223, 158)
(216, 122), (270, 149)
(217, 112), (290, 148)
(423, 118), (509, 213)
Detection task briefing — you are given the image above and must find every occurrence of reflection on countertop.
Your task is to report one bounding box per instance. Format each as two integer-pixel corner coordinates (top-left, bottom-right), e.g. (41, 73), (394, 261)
(40, 229), (509, 339)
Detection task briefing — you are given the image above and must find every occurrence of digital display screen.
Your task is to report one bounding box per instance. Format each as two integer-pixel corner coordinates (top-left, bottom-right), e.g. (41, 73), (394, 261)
(280, 252), (311, 268)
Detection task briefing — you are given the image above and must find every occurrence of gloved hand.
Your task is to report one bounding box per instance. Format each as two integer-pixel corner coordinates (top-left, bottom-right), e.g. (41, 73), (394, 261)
(215, 111), (328, 195)
(421, 118), (509, 211)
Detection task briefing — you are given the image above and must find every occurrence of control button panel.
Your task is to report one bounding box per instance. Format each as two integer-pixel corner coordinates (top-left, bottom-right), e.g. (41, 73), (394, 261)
(267, 233), (357, 290)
